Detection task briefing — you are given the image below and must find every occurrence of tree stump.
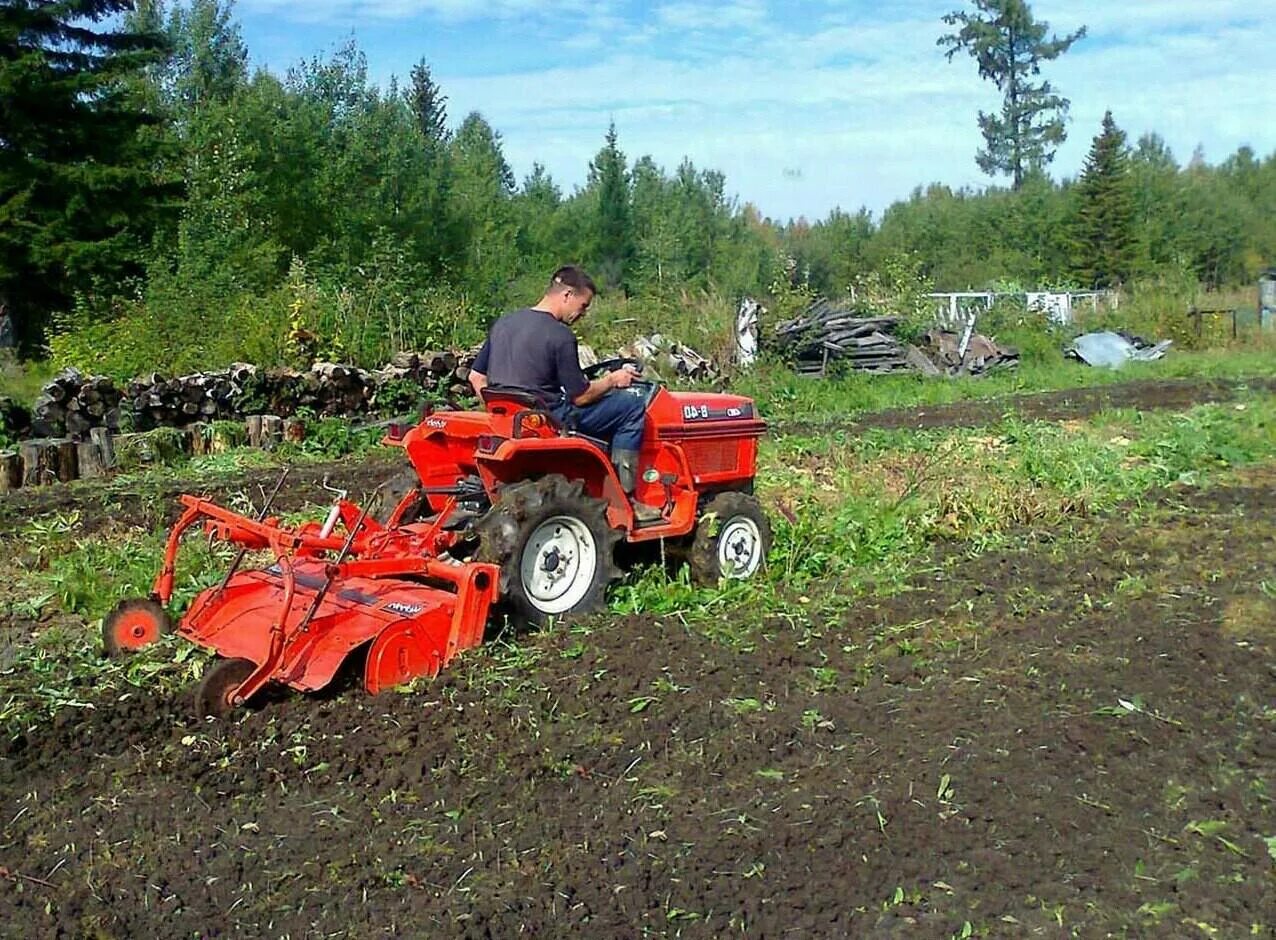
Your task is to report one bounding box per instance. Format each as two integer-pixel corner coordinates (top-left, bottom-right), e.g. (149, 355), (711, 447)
(54, 439), (78, 482)
(245, 415), (264, 449)
(19, 439), (58, 486)
(261, 415), (283, 449)
(283, 418), (306, 444)
(90, 427), (116, 469)
(77, 439), (107, 479)
(208, 421), (246, 454)
(190, 423), (209, 456)
(0, 451), (20, 493)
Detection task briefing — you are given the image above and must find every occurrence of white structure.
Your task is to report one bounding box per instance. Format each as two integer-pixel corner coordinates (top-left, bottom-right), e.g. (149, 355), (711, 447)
(928, 290), (1119, 328)
(735, 298), (760, 368)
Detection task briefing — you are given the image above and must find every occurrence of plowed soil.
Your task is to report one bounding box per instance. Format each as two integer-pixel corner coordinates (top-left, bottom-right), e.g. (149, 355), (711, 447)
(1, 384), (1274, 938)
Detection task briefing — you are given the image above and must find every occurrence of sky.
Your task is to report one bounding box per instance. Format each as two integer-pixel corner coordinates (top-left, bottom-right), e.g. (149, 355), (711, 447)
(230, 0), (1276, 222)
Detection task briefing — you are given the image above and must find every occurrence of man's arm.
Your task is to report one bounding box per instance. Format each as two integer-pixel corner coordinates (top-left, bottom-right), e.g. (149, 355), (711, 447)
(572, 368), (634, 406)
(469, 339), (492, 397)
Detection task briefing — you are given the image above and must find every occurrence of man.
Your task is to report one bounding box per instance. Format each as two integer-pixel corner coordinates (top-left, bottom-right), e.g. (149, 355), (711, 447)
(468, 265), (648, 497)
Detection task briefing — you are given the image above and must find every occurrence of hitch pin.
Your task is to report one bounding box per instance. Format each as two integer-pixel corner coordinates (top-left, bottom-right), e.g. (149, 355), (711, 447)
(318, 476), (349, 539)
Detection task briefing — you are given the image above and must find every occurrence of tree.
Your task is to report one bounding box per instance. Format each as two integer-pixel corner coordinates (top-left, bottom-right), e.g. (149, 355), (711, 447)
(408, 58), (448, 144)
(162, 0), (248, 111)
(939, 0), (1085, 189)
(1069, 111), (1135, 289)
(588, 122), (632, 289)
(449, 112), (518, 297)
(0, 0), (170, 349)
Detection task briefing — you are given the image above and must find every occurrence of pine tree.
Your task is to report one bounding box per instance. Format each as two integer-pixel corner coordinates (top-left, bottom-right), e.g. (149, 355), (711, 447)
(939, 0), (1085, 188)
(0, 0), (170, 349)
(1069, 111), (1136, 289)
(588, 122), (632, 289)
(408, 59), (448, 144)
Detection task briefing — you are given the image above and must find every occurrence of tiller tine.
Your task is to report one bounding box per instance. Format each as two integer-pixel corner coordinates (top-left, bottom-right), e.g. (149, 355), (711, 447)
(152, 491), (500, 707)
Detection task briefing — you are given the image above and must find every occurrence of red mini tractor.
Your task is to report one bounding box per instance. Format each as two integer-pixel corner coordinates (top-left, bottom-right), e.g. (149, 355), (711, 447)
(105, 358), (770, 717)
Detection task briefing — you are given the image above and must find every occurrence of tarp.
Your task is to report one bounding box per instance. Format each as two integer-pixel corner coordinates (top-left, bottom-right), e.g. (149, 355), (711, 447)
(1069, 331), (1172, 368)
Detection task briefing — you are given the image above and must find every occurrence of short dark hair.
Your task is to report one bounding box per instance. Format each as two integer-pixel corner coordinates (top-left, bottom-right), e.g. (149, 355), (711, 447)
(548, 265), (596, 296)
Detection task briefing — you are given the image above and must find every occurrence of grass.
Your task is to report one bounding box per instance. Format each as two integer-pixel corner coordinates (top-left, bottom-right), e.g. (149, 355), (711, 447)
(616, 393), (1276, 635)
(2, 379), (1276, 732)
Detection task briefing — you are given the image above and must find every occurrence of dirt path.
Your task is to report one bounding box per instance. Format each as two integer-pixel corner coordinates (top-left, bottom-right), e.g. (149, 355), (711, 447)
(778, 375), (1276, 434)
(0, 453), (408, 541)
(2, 466), (1272, 937)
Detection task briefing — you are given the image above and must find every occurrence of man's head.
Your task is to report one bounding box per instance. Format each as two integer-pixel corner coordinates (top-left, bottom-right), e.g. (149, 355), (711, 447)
(539, 265), (596, 324)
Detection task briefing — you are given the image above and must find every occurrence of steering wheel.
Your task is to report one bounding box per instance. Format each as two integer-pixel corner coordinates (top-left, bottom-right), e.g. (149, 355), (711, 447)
(583, 356), (645, 380)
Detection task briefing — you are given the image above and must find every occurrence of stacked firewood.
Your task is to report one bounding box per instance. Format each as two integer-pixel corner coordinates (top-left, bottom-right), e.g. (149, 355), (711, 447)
(32, 369), (126, 438)
(370, 350), (473, 407)
(23, 351), (480, 442)
(126, 364), (254, 431)
(774, 300), (912, 375)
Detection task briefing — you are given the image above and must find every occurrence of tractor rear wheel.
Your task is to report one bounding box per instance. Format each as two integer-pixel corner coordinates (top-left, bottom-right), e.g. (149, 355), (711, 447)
(368, 469), (427, 526)
(476, 474), (621, 626)
(688, 492), (771, 586)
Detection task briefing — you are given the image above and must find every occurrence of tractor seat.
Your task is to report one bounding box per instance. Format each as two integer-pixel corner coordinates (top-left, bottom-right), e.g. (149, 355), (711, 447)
(479, 384), (552, 414)
(479, 385), (610, 453)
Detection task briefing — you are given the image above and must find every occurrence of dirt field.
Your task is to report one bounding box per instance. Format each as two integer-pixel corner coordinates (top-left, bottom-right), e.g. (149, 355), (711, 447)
(1, 385), (1274, 938)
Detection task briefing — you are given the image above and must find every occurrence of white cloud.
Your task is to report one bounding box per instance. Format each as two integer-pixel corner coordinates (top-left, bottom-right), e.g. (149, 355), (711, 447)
(240, 0), (602, 24)
(238, 0), (1276, 218)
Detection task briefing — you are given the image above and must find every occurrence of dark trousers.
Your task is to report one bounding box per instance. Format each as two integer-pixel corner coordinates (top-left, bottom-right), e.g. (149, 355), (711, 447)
(555, 391), (646, 451)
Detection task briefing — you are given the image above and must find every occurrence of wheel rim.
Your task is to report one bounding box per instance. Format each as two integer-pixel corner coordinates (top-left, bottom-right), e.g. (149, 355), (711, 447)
(717, 516), (763, 579)
(113, 610), (162, 649)
(520, 515), (599, 614)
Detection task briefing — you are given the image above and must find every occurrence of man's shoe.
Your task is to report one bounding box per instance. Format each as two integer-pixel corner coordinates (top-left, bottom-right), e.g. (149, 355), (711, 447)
(631, 500), (664, 524)
(611, 448), (640, 494)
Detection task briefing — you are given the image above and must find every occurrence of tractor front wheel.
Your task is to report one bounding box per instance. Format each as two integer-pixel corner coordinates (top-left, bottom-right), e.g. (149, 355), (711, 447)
(476, 475), (621, 626)
(688, 492), (771, 586)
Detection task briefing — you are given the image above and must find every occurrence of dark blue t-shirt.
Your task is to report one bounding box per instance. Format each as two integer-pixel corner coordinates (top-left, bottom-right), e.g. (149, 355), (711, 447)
(472, 307), (589, 404)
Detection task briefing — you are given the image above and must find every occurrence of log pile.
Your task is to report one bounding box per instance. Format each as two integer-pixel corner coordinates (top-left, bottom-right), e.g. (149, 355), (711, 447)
(22, 350), (478, 443)
(31, 369), (125, 438)
(621, 334), (720, 383)
(126, 364), (253, 431)
(774, 301), (912, 375)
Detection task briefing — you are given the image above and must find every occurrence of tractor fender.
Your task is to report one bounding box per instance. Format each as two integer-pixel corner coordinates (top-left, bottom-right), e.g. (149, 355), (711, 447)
(476, 437), (629, 521)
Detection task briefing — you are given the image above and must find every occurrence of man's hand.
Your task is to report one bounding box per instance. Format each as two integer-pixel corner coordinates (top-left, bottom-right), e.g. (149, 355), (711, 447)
(609, 367), (636, 389)
(573, 367), (636, 406)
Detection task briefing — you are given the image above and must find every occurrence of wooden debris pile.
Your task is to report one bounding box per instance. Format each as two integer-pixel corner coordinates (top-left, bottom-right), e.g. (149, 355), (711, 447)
(774, 299), (1019, 377)
(919, 329), (1019, 376)
(773, 300), (912, 375)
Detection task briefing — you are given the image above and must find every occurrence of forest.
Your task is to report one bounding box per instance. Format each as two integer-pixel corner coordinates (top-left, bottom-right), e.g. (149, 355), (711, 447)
(2, 0), (1274, 379)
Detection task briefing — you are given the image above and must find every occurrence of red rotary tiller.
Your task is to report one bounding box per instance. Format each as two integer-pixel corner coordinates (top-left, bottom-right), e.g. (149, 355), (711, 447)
(104, 473), (500, 718)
